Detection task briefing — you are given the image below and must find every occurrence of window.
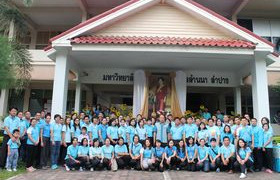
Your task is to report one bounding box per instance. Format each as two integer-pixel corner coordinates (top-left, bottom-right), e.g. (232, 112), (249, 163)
(237, 19), (253, 31)
(17, 31), (31, 49)
(273, 37), (280, 53)
(8, 89), (25, 112)
(36, 31), (61, 49)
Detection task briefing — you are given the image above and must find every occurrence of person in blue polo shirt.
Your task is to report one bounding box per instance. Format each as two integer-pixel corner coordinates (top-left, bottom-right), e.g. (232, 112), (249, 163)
(26, 118), (39, 172)
(90, 118), (99, 143)
(183, 117), (198, 144)
(101, 138), (115, 170)
(196, 139), (210, 172)
(234, 139), (254, 179)
(136, 119), (147, 145)
(153, 140), (165, 172)
(238, 117), (254, 148)
(98, 118), (108, 146)
(154, 114), (170, 147)
(107, 118), (119, 145)
(175, 140), (187, 170)
(262, 123), (273, 174)
(250, 118), (263, 171)
(6, 129), (20, 172)
(220, 136), (235, 173)
(118, 119), (128, 145)
(0, 107), (20, 169)
(144, 119), (154, 146)
(129, 135), (142, 170)
(77, 138), (90, 171)
(65, 137), (81, 171)
(89, 138), (103, 171)
(170, 117), (184, 147)
(127, 119), (137, 146)
(115, 137), (130, 169)
(164, 140), (177, 170)
(140, 138), (155, 170)
(208, 138), (221, 172)
(40, 114), (51, 169)
(71, 118), (81, 138)
(50, 114), (62, 170)
(207, 119), (221, 145)
(186, 136), (197, 171)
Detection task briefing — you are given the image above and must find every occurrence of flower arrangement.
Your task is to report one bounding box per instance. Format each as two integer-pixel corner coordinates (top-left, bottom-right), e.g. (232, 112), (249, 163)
(110, 104), (133, 117)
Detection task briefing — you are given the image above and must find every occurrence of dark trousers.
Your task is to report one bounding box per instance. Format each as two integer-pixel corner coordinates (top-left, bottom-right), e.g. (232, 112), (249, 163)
(263, 148), (273, 170)
(26, 144), (37, 168)
(221, 157), (235, 171)
(196, 160), (210, 172)
(234, 159), (254, 173)
(35, 140), (41, 167)
(66, 158), (80, 169)
(40, 137), (51, 167)
(176, 157), (187, 169)
(19, 137), (27, 162)
(186, 159), (197, 171)
(164, 157), (177, 169)
(154, 158), (164, 172)
(130, 159), (141, 170)
(77, 156), (90, 169)
(90, 157), (103, 169)
(253, 147), (263, 170)
(0, 135), (10, 168)
(59, 143), (71, 165)
(103, 158), (111, 170)
(210, 157), (221, 170)
(116, 155), (131, 169)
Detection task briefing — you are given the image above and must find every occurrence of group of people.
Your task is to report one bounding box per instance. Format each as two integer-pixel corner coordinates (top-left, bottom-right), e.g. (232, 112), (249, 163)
(0, 107), (275, 179)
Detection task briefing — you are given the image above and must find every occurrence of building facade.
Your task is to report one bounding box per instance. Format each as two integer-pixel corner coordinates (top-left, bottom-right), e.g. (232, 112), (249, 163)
(0, 0), (280, 124)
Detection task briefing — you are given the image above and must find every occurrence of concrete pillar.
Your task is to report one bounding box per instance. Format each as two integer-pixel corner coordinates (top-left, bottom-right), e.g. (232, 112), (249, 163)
(218, 93), (226, 113)
(251, 52), (270, 122)
(234, 87), (242, 115)
(51, 49), (69, 119)
(0, 89), (9, 117)
(74, 80), (81, 113)
(29, 30), (37, 49)
(23, 88), (31, 112)
(175, 71), (186, 114)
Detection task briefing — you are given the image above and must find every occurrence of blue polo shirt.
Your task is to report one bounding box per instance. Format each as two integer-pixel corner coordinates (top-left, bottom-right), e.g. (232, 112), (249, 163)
(127, 126), (136, 143)
(177, 147), (186, 159)
(170, 125), (184, 140)
(153, 147), (165, 158)
(136, 127), (147, 140)
(208, 145), (220, 159)
(198, 129), (209, 140)
(90, 124), (99, 139)
(114, 144), (128, 156)
(202, 112), (211, 120)
(238, 125), (253, 143)
(197, 146), (209, 159)
(263, 130), (273, 148)
(65, 145), (79, 160)
(140, 147), (154, 159)
(89, 147), (102, 156)
(220, 144), (235, 158)
(71, 125), (81, 138)
(154, 122), (170, 143)
(42, 122), (51, 138)
(118, 126), (127, 143)
(165, 146), (177, 158)
(3, 115), (20, 135)
(78, 145), (89, 156)
(207, 125), (220, 143)
(7, 139), (20, 149)
(51, 122), (62, 141)
(184, 124), (198, 138)
(62, 125), (72, 143)
(27, 126), (39, 145)
(19, 119), (27, 137)
(221, 132), (234, 144)
(186, 144), (197, 160)
(98, 124), (108, 140)
(238, 147), (253, 162)
(101, 145), (114, 159)
(144, 124), (154, 138)
(130, 142), (142, 156)
(107, 126), (119, 140)
(251, 125), (263, 148)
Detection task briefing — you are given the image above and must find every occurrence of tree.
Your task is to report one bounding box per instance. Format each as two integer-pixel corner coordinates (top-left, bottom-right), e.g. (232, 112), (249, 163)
(0, 0), (33, 90)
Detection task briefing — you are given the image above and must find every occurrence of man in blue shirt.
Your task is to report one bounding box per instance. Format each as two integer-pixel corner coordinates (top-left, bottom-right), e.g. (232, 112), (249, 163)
(40, 114), (51, 169)
(220, 136), (235, 173)
(0, 107), (20, 169)
(154, 114), (170, 147)
(250, 118), (263, 172)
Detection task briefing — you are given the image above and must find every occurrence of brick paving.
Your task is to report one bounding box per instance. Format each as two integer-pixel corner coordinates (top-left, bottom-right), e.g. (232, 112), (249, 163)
(9, 168), (280, 180)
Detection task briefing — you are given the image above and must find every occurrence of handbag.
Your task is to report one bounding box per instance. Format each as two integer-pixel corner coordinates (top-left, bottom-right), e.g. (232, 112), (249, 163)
(111, 158), (118, 172)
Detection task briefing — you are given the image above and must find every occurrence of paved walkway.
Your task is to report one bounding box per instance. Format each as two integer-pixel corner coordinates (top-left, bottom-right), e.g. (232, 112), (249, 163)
(10, 168), (280, 180)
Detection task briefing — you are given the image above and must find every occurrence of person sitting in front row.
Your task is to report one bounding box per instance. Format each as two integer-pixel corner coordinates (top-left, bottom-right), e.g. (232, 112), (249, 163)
(65, 137), (81, 171)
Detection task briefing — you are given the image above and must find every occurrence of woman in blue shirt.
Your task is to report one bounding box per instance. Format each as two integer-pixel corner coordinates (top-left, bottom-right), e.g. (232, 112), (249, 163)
(129, 135), (142, 170)
(118, 119), (128, 145)
(136, 119), (147, 145)
(65, 137), (81, 171)
(89, 138), (103, 171)
(26, 118), (39, 172)
(164, 140), (177, 170)
(186, 136), (197, 171)
(77, 138), (90, 171)
(101, 138), (115, 170)
(50, 114), (62, 170)
(115, 137), (130, 169)
(144, 119), (154, 146)
(175, 140), (187, 170)
(140, 138), (155, 170)
(234, 139), (254, 179)
(40, 114), (51, 169)
(262, 123), (273, 173)
(197, 122), (208, 143)
(127, 119), (137, 146)
(153, 140), (165, 172)
(107, 119), (119, 145)
(196, 139), (210, 172)
(71, 118), (81, 138)
(221, 125), (234, 145)
(60, 117), (72, 165)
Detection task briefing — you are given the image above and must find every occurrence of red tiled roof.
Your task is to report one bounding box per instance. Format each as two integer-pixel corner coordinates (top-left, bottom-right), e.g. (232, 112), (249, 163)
(71, 36), (256, 48)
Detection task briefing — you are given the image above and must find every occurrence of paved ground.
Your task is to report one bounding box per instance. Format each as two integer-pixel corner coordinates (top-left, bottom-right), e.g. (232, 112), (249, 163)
(9, 168), (280, 180)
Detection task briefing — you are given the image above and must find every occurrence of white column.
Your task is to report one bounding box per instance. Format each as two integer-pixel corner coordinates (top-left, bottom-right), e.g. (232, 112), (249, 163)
(29, 30), (37, 49)
(133, 70), (146, 117)
(0, 89), (9, 117)
(51, 49), (69, 119)
(74, 80), (81, 113)
(234, 87), (242, 115)
(23, 88), (31, 112)
(175, 71), (186, 114)
(251, 52), (270, 122)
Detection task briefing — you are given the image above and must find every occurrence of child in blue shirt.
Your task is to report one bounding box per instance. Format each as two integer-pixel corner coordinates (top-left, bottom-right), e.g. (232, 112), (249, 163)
(186, 136), (197, 171)
(164, 140), (177, 170)
(6, 129), (21, 171)
(262, 123), (273, 173)
(196, 139), (210, 172)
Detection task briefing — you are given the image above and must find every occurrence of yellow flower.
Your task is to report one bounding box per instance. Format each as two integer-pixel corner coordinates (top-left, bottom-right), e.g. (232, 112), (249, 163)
(200, 105), (205, 110)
